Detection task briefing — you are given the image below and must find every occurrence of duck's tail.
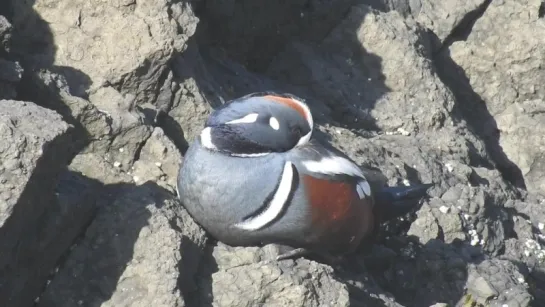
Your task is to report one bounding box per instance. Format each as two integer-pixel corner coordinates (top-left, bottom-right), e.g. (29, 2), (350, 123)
(373, 183), (433, 222)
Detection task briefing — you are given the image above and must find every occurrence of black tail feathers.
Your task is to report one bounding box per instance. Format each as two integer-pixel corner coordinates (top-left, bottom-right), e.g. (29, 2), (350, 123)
(373, 183), (433, 222)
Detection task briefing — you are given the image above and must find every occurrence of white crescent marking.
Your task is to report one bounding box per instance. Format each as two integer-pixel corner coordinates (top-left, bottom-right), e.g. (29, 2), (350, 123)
(200, 127), (217, 150)
(357, 180), (371, 198)
(226, 113), (259, 125)
(234, 161), (294, 231)
(287, 97), (314, 146)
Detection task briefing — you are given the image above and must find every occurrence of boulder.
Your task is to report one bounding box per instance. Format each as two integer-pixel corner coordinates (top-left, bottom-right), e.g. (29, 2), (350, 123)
(0, 100), (82, 307)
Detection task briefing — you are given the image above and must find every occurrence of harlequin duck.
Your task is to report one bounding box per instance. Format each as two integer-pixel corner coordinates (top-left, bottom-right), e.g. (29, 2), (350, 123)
(177, 92), (432, 261)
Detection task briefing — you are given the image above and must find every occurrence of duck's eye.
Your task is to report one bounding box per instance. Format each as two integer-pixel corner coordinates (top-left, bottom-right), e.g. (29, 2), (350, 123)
(289, 124), (303, 139)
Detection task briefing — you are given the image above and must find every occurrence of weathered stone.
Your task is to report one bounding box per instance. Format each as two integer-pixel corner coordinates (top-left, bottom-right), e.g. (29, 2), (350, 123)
(0, 100), (77, 307)
(37, 184), (208, 307)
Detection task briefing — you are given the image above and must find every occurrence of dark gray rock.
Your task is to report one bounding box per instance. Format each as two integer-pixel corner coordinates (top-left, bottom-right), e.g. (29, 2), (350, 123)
(0, 15), (11, 54)
(0, 15), (21, 100)
(37, 183), (208, 307)
(465, 259), (533, 307)
(3, 0), (545, 306)
(447, 0), (545, 195)
(190, 243), (351, 307)
(0, 100), (78, 307)
(410, 0), (489, 43)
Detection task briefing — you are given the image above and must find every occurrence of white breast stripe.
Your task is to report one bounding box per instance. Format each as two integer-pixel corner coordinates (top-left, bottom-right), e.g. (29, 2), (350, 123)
(226, 113), (259, 125)
(234, 161), (294, 231)
(230, 152), (271, 158)
(200, 127), (217, 150)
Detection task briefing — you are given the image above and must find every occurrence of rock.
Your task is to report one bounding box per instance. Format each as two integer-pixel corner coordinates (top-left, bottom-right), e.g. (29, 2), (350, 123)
(412, 0), (488, 43)
(0, 100), (78, 307)
(11, 0), (199, 180)
(268, 4), (456, 134)
(167, 47), (216, 144)
(3, 0), (545, 305)
(495, 100), (545, 195)
(189, 243), (350, 307)
(37, 183), (208, 307)
(12, 0), (198, 101)
(464, 259), (533, 307)
(132, 127), (183, 192)
(408, 204), (441, 244)
(0, 15), (11, 53)
(0, 16), (21, 100)
(197, 0), (358, 72)
(447, 0), (545, 195)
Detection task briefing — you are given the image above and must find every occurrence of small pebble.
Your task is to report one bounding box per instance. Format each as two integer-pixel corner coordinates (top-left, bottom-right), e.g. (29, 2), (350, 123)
(119, 147), (124, 153)
(439, 205), (449, 214)
(538, 223), (544, 231)
(133, 176), (140, 183)
(113, 161), (121, 168)
(155, 162), (162, 167)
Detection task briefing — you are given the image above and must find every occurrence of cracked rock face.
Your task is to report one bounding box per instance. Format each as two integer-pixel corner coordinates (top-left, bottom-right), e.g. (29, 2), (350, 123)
(0, 100), (76, 307)
(2, 0), (545, 306)
(448, 0), (545, 195)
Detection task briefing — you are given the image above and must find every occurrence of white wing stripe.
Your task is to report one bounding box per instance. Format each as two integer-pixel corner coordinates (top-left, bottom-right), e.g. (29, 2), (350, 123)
(302, 156), (372, 199)
(234, 161), (294, 230)
(302, 156), (365, 178)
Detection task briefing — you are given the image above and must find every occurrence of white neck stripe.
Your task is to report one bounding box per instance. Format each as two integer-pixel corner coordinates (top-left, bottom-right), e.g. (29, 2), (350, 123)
(234, 161), (294, 231)
(200, 127), (217, 150)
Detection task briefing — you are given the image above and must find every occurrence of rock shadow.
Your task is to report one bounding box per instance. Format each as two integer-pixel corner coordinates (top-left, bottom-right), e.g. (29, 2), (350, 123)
(431, 32), (527, 191)
(192, 0), (391, 132)
(9, 0), (94, 107)
(0, 132), (89, 307)
(36, 172), (204, 307)
(182, 240), (219, 307)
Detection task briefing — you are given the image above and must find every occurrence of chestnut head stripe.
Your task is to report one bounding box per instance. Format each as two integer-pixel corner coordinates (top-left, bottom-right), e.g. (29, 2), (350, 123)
(263, 95), (314, 146)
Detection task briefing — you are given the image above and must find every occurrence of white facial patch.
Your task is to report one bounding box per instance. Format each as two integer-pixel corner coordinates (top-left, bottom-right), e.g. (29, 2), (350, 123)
(200, 127), (217, 150)
(226, 113), (259, 125)
(234, 161), (294, 231)
(269, 116), (280, 130)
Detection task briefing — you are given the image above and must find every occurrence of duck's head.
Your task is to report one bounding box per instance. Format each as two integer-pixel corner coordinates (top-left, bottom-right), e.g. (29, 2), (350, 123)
(199, 92), (314, 157)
